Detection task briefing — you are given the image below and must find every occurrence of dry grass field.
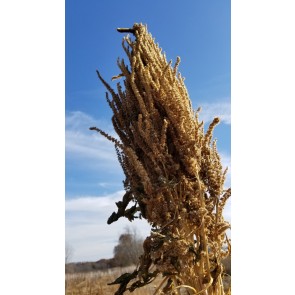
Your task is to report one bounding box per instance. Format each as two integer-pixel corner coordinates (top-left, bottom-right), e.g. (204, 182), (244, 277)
(65, 266), (163, 295)
(65, 259), (231, 295)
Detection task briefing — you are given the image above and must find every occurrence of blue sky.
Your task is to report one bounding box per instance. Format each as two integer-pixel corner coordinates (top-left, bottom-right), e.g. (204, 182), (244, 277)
(65, 0), (231, 262)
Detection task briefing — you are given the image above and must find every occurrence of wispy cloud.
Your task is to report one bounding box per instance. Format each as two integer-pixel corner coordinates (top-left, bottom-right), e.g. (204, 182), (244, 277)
(66, 191), (125, 212)
(65, 111), (125, 197)
(66, 111), (121, 168)
(197, 100), (231, 125)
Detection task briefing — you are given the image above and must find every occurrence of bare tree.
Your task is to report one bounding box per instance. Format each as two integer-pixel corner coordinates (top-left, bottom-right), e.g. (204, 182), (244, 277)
(65, 242), (74, 264)
(113, 227), (144, 267)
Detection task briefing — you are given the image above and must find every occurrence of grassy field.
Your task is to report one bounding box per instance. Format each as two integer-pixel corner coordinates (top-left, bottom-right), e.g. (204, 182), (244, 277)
(65, 262), (231, 295)
(65, 266), (162, 295)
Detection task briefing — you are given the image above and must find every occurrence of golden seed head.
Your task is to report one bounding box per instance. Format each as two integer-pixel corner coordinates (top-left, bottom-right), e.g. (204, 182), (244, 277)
(92, 23), (231, 294)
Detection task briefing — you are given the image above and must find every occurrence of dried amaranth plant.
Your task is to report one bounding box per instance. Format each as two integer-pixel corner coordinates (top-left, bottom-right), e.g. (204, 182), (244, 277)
(91, 23), (231, 295)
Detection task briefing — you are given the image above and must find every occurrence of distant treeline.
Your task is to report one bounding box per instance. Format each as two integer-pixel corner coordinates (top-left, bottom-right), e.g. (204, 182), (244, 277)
(66, 258), (120, 273)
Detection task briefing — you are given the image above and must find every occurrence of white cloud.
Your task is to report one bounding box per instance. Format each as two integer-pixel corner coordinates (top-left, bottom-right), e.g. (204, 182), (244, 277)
(66, 130), (117, 162)
(65, 111), (112, 132)
(65, 111), (122, 170)
(65, 191), (151, 262)
(65, 191), (125, 212)
(197, 100), (231, 125)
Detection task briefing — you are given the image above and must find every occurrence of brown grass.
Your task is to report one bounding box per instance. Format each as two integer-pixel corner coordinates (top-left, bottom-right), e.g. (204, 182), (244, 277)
(65, 266), (230, 295)
(65, 266), (163, 295)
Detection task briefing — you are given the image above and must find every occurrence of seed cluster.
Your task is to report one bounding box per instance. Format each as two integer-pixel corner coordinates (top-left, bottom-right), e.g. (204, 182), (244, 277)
(91, 23), (231, 295)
